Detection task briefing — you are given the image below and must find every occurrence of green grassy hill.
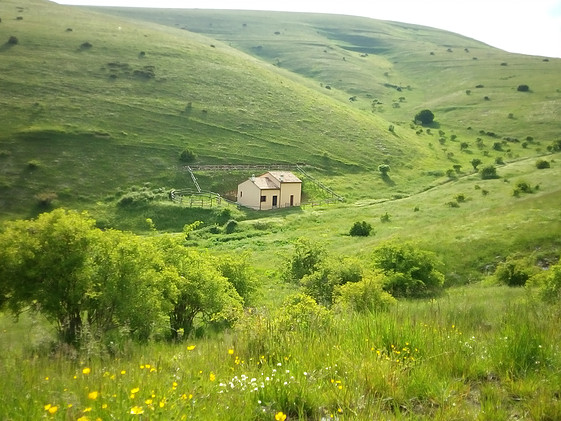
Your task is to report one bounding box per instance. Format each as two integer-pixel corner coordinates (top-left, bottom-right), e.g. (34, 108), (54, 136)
(1, 1), (559, 218)
(1, 0), (560, 282)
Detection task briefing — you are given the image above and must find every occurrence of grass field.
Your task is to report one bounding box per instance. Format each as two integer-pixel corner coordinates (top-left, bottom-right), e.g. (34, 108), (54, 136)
(1, 1), (561, 420)
(2, 285), (561, 420)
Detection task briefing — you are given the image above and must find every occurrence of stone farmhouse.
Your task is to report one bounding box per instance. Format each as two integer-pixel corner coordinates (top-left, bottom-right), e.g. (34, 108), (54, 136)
(237, 171), (302, 210)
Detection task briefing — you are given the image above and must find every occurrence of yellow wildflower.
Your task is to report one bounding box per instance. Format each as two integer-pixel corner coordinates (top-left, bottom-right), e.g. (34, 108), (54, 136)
(82, 367), (91, 375)
(120, 370), (126, 375)
(131, 387), (140, 394)
(48, 405), (58, 415)
(130, 406), (144, 415)
(275, 411), (287, 421)
(228, 349), (234, 355)
(88, 391), (99, 400)
(187, 345), (196, 351)
(77, 417), (88, 421)
(209, 372), (216, 381)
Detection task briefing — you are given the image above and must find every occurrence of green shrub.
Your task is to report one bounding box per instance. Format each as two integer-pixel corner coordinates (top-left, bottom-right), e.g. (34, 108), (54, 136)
(300, 257), (363, 306)
(540, 259), (561, 303)
(480, 165), (499, 179)
(282, 238), (326, 284)
(8, 36), (18, 45)
(372, 242), (445, 298)
(333, 275), (396, 313)
(494, 255), (536, 286)
(517, 84), (530, 92)
(378, 164), (390, 176)
(224, 219), (238, 234)
(349, 221), (372, 237)
(27, 159), (41, 169)
(414, 109), (435, 125)
(536, 159), (550, 169)
(273, 293), (331, 333)
(179, 148), (196, 163)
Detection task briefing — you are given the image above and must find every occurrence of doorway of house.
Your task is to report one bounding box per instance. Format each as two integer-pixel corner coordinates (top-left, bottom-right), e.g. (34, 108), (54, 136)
(272, 195), (278, 207)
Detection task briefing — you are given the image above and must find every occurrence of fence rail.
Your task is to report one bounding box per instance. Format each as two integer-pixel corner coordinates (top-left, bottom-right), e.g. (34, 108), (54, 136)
(185, 163), (307, 171)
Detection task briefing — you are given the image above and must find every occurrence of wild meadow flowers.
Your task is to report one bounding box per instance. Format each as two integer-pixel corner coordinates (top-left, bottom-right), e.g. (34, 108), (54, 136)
(2, 286), (561, 420)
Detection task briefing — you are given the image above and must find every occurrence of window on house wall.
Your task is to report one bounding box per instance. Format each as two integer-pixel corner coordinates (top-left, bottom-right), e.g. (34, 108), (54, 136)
(260, 195), (266, 202)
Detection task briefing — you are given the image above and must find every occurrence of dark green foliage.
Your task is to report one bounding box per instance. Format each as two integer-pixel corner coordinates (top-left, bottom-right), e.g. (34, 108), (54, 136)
(517, 84), (530, 92)
(414, 109), (435, 125)
(480, 165), (499, 179)
(372, 242), (445, 298)
(350, 220), (372, 237)
(179, 148), (196, 163)
(536, 159), (550, 169)
(471, 158), (482, 170)
(7, 35), (18, 45)
(380, 212), (391, 223)
(378, 164), (390, 175)
(225, 219), (238, 234)
(80, 41), (92, 49)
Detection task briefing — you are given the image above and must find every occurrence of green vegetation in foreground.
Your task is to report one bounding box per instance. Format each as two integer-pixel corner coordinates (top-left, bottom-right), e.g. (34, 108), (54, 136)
(2, 286), (561, 420)
(2, 1), (561, 420)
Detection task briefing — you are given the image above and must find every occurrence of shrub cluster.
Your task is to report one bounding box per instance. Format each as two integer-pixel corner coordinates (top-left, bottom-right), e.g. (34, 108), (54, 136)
(0, 210), (256, 345)
(349, 221), (372, 237)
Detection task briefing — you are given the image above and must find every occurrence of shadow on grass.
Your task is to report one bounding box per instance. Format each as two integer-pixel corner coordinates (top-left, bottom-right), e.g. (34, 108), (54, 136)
(381, 174), (395, 186)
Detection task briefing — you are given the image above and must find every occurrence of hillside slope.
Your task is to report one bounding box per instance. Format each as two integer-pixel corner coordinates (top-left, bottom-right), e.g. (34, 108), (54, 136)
(0, 1), (560, 221)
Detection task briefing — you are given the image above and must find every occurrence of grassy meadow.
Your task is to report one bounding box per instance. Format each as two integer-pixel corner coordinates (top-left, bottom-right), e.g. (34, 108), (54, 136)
(2, 285), (561, 420)
(1, 1), (561, 420)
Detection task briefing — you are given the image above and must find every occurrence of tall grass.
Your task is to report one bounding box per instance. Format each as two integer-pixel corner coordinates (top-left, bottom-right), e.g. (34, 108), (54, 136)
(2, 286), (560, 420)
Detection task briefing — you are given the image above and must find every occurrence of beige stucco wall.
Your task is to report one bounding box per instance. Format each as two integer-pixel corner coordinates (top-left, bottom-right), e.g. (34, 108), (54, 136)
(258, 188), (281, 210)
(237, 179), (262, 210)
(279, 182), (301, 207)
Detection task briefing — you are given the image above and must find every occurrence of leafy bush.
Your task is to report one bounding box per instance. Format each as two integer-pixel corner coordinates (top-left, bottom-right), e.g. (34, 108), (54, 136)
(300, 257), (363, 306)
(480, 165), (499, 179)
(494, 255), (536, 287)
(540, 259), (561, 303)
(517, 84), (530, 92)
(224, 219), (238, 234)
(7, 36), (18, 45)
(536, 159), (550, 169)
(414, 109), (435, 125)
(333, 275), (396, 313)
(273, 293), (332, 333)
(349, 221), (372, 237)
(378, 164), (390, 175)
(80, 41), (92, 49)
(372, 242), (445, 298)
(282, 238), (326, 283)
(216, 252), (257, 306)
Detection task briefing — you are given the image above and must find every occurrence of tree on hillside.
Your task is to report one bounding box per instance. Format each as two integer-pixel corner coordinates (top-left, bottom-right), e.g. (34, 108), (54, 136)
(414, 109), (435, 125)
(471, 158), (482, 171)
(282, 238), (326, 284)
(156, 237), (243, 339)
(0, 210), (170, 344)
(378, 164), (390, 176)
